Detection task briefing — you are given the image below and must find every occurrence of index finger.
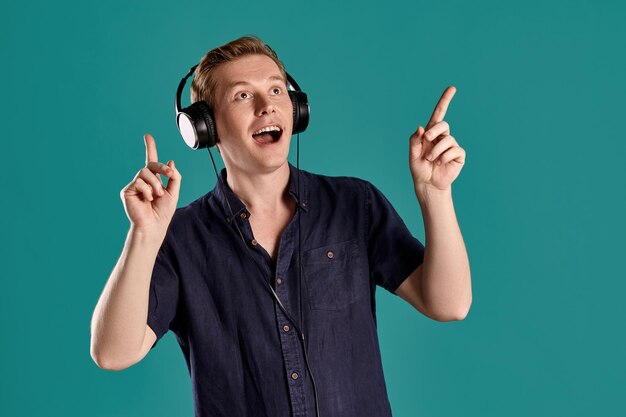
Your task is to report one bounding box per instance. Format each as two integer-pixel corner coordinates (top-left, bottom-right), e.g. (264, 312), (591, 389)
(426, 86), (456, 129)
(144, 133), (159, 165)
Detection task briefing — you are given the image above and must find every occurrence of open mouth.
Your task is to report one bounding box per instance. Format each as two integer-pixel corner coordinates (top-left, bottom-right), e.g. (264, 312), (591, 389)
(252, 125), (282, 145)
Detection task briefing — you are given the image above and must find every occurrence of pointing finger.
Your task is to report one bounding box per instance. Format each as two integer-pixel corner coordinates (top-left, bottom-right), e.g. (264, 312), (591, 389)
(426, 86), (456, 130)
(144, 133), (159, 165)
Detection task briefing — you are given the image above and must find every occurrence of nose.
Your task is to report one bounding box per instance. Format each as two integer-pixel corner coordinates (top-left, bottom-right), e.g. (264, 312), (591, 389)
(255, 95), (276, 116)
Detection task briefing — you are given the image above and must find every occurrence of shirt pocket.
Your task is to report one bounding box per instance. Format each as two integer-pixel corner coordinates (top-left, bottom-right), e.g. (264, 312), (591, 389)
(302, 239), (365, 311)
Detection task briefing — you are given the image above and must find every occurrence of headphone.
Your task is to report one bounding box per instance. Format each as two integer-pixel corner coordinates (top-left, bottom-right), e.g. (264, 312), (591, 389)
(175, 64), (310, 149)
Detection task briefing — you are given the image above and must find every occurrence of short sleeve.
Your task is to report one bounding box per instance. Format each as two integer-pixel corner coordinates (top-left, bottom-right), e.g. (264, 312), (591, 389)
(366, 181), (425, 294)
(147, 234), (180, 349)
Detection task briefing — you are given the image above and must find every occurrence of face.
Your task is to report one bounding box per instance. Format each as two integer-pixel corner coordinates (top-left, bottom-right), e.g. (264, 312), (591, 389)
(212, 54), (293, 175)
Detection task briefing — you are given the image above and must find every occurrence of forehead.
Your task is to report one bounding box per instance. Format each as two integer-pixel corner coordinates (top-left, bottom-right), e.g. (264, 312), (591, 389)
(213, 54), (285, 92)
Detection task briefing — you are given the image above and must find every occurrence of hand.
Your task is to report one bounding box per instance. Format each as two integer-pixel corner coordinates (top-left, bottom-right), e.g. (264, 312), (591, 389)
(120, 134), (182, 233)
(409, 86), (466, 192)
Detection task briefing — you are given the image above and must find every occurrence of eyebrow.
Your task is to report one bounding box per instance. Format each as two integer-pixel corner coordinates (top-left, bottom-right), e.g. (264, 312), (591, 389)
(225, 75), (286, 91)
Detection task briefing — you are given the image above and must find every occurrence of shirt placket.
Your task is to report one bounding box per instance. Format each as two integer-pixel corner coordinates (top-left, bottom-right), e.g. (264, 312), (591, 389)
(226, 187), (310, 417)
(273, 211), (309, 417)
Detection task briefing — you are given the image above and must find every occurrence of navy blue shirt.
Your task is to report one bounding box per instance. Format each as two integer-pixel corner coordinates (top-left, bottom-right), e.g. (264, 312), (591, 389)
(147, 163), (425, 417)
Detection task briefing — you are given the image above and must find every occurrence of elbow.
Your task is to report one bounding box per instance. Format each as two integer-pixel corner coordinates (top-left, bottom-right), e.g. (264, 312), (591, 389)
(430, 311), (467, 322)
(90, 345), (134, 371)
(449, 298), (472, 321)
(449, 307), (470, 321)
(443, 288), (473, 322)
(429, 300), (472, 322)
(91, 353), (132, 371)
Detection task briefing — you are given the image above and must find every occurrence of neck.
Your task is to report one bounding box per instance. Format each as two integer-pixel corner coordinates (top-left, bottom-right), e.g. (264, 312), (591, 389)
(224, 162), (292, 213)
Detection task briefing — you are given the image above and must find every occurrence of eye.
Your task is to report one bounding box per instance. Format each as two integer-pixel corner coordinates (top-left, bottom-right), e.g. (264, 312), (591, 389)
(271, 87), (282, 95)
(236, 91), (250, 100)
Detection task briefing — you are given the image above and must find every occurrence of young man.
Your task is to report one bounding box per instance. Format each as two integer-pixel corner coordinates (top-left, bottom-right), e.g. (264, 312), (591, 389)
(90, 36), (471, 417)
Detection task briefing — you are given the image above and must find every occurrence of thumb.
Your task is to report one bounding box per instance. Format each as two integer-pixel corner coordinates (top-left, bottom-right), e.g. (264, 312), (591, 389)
(411, 126), (427, 160)
(165, 160), (182, 197)
(411, 125), (425, 147)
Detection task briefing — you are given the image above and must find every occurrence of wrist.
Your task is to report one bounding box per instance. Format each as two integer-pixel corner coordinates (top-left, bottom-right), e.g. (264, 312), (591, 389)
(414, 182), (452, 202)
(128, 225), (168, 247)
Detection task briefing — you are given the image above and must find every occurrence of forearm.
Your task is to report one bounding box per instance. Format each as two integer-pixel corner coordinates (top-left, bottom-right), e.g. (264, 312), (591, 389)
(415, 184), (472, 320)
(90, 227), (165, 368)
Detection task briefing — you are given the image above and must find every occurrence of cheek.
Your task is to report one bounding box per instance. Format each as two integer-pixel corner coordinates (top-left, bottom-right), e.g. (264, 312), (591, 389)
(215, 112), (239, 136)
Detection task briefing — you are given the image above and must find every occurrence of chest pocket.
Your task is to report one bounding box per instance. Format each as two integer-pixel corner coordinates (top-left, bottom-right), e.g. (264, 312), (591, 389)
(302, 239), (366, 311)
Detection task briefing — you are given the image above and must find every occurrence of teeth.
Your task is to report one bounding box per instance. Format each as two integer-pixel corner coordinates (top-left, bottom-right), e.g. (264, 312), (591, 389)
(252, 125), (281, 136)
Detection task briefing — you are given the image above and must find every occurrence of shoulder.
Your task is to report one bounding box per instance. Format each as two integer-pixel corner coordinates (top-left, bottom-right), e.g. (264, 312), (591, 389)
(164, 191), (213, 240)
(171, 192), (208, 221)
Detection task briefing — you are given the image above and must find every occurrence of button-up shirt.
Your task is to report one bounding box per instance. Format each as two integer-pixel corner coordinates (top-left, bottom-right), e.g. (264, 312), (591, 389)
(147, 163), (425, 417)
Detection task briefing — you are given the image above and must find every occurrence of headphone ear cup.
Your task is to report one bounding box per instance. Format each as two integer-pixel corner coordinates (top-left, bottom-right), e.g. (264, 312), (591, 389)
(176, 101), (218, 149)
(289, 90), (309, 135)
(196, 102), (218, 148)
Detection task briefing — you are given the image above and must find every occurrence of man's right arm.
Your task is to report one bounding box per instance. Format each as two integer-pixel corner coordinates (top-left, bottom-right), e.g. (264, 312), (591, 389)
(90, 134), (181, 371)
(90, 228), (163, 371)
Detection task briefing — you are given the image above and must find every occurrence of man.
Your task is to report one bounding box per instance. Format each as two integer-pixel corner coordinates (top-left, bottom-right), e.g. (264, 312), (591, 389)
(90, 35), (471, 417)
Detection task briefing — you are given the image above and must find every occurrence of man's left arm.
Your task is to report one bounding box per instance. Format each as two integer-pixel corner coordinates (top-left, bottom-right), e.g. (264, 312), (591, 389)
(395, 86), (472, 322)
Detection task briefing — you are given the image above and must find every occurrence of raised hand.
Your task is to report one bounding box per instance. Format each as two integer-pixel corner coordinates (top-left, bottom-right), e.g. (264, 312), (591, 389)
(120, 134), (182, 233)
(409, 86), (466, 192)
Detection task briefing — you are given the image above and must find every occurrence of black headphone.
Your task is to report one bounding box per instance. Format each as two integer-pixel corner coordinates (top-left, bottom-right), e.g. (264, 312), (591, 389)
(175, 64), (310, 149)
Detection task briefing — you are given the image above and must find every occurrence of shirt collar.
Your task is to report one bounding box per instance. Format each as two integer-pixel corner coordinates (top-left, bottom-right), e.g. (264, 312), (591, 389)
(212, 162), (309, 224)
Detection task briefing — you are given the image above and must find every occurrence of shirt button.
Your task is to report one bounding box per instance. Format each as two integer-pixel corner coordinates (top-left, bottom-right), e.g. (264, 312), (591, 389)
(327, 251), (334, 259)
(301, 201), (307, 208)
(283, 324), (290, 332)
(276, 277), (283, 285)
(240, 212), (247, 220)
(291, 372), (299, 380)
(251, 239), (258, 246)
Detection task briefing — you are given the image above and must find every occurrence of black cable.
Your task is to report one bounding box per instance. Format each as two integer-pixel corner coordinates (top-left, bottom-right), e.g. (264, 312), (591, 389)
(297, 133), (320, 417)
(207, 137), (320, 417)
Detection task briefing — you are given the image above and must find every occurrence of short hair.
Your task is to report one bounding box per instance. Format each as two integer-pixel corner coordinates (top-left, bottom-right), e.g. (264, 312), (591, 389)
(190, 35), (287, 111)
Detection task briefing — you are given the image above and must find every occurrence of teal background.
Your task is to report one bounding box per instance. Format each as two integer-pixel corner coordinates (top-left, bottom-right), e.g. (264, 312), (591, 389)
(1, 0), (624, 415)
